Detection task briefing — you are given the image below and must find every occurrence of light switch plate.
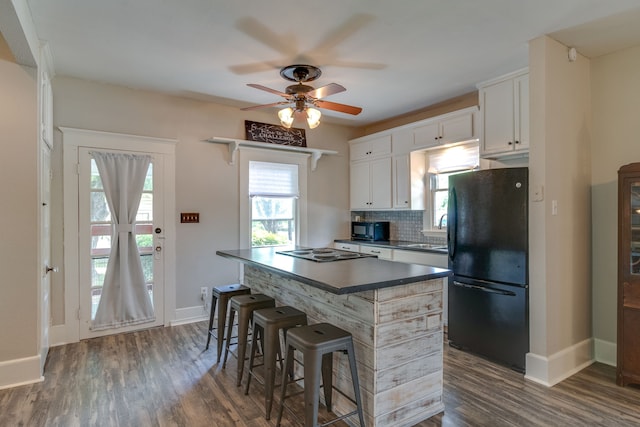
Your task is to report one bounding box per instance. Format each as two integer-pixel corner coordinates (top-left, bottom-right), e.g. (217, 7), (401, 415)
(180, 212), (200, 223)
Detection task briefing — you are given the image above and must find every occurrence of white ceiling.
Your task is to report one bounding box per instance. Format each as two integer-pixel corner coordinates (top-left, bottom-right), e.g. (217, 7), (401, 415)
(24, 0), (640, 127)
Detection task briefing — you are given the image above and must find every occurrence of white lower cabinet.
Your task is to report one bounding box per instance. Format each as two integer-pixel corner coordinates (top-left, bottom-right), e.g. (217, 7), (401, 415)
(393, 249), (449, 325)
(334, 242), (360, 252)
(359, 245), (393, 260)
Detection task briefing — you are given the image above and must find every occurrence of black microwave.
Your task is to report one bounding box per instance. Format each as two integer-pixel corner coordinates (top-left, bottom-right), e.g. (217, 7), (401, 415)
(351, 221), (390, 241)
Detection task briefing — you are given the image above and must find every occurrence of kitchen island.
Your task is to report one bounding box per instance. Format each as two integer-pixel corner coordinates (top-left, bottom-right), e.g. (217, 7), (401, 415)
(216, 247), (451, 427)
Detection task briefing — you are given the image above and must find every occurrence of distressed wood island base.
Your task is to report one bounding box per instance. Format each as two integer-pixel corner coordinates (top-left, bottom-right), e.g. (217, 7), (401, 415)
(217, 248), (450, 427)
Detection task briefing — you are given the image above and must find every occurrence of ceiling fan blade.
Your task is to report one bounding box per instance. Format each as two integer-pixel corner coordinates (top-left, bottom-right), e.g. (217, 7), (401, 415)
(316, 100), (362, 115)
(246, 83), (289, 97)
(306, 83), (346, 99)
(241, 101), (289, 111)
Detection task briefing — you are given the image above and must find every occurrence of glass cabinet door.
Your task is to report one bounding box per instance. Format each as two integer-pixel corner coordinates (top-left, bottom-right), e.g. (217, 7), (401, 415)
(631, 181), (640, 275)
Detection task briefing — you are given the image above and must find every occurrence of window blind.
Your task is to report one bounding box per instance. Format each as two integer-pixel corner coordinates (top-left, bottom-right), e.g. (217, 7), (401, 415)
(427, 143), (479, 174)
(249, 161), (299, 197)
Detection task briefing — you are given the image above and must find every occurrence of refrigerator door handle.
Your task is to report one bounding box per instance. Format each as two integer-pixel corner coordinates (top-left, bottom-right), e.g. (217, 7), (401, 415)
(448, 187), (457, 260)
(452, 280), (516, 297)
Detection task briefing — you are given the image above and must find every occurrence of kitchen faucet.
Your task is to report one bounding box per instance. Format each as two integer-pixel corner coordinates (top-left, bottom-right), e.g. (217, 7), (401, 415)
(438, 214), (447, 230)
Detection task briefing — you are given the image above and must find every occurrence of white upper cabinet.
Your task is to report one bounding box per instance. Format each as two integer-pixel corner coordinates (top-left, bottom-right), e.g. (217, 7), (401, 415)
(350, 157), (392, 210)
(350, 134), (392, 161)
(393, 152), (426, 210)
(413, 107), (477, 150)
(478, 68), (529, 158)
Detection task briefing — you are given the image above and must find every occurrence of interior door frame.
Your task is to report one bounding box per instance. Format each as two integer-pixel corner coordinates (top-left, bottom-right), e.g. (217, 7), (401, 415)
(61, 127), (176, 344)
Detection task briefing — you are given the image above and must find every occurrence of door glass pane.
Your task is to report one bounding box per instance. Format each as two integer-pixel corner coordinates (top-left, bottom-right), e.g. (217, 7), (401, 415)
(89, 158), (154, 318)
(631, 182), (640, 275)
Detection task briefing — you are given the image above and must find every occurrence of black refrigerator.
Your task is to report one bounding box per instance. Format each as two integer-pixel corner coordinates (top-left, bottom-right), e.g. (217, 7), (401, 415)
(446, 167), (529, 372)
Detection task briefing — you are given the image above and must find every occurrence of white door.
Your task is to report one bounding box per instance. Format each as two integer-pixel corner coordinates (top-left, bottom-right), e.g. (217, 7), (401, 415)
(78, 147), (165, 339)
(39, 141), (52, 372)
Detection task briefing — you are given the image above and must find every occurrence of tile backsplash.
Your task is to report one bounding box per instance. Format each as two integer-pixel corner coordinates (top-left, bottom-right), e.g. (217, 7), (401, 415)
(351, 210), (446, 245)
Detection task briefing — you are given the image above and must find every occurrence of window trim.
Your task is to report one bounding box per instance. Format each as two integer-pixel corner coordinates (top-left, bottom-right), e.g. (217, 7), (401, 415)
(424, 143), (479, 233)
(239, 147), (308, 249)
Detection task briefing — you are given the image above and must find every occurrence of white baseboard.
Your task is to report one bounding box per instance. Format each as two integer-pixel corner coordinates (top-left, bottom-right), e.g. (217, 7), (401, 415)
(594, 338), (616, 367)
(525, 337), (594, 387)
(0, 355), (43, 390)
(49, 324), (77, 347)
(170, 305), (209, 326)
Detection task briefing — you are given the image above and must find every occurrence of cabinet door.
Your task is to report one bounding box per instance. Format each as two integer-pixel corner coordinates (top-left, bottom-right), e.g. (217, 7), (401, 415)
(369, 135), (392, 157)
(350, 161), (371, 209)
(515, 73), (529, 151)
(391, 129), (413, 155)
(369, 157), (392, 209)
(350, 140), (371, 161)
(350, 135), (391, 161)
(334, 242), (360, 252)
(394, 152), (426, 210)
(413, 120), (441, 149)
(480, 78), (515, 155)
(441, 111), (474, 144)
(618, 171), (640, 386)
(393, 154), (410, 209)
(360, 245), (393, 260)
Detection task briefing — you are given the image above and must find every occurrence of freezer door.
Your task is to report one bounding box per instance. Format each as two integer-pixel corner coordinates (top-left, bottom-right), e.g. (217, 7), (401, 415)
(448, 167), (528, 286)
(447, 277), (529, 372)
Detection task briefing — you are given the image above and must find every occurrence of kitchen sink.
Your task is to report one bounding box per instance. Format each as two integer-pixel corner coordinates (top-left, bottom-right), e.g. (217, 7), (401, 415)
(399, 243), (447, 250)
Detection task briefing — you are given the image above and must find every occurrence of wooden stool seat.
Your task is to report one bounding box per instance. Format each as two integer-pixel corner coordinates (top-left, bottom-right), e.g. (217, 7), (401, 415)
(205, 284), (250, 363)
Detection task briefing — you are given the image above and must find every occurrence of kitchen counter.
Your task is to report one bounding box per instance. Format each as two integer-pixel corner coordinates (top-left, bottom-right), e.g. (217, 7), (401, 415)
(334, 238), (448, 254)
(217, 246), (448, 426)
(216, 247), (450, 294)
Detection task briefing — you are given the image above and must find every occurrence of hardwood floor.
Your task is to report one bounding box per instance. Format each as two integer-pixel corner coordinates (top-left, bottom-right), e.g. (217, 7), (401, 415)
(1, 322), (639, 426)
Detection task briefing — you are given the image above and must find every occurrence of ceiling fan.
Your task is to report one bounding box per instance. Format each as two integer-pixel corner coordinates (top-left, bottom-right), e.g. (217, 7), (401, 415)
(241, 64), (362, 129)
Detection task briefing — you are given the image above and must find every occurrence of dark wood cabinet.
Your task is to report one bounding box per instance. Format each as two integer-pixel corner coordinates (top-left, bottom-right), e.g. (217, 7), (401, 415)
(617, 162), (640, 386)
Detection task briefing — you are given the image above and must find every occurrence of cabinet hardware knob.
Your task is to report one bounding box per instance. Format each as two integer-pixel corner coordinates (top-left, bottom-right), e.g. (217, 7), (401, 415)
(515, 140), (520, 144)
(508, 141), (513, 145)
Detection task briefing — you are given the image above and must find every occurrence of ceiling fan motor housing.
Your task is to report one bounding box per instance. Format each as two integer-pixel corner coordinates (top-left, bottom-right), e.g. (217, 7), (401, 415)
(280, 64), (322, 82)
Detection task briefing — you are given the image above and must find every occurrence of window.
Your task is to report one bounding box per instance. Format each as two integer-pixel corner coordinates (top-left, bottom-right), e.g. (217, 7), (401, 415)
(427, 143), (479, 230)
(249, 161), (299, 247)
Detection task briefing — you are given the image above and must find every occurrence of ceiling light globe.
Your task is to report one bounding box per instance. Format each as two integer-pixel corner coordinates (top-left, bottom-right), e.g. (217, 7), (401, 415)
(306, 107), (321, 129)
(278, 107), (294, 128)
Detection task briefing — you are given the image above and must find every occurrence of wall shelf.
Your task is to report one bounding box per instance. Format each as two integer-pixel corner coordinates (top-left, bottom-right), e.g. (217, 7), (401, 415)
(205, 137), (338, 171)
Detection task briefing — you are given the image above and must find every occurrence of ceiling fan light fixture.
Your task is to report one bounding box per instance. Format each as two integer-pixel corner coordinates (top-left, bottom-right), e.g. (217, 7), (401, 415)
(306, 107), (321, 129)
(278, 107), (294, 128)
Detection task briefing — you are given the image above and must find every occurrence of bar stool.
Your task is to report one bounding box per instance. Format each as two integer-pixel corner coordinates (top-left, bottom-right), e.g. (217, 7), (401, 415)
(205, 283), (251, 363)
(276, 323), (366, 427)
(222, 293), (276, 386)
(245, 306), (308, 420)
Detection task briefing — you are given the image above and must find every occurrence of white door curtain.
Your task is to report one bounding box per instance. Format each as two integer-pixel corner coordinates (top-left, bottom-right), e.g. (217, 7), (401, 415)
(91, 151), (155, 330)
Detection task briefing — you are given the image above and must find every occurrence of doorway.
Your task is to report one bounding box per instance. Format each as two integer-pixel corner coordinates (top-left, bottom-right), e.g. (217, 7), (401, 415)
(62, 128), (176, 342)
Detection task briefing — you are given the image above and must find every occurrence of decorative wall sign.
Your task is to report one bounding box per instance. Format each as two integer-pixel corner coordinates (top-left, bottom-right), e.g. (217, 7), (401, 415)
(244, 120), (306, 147)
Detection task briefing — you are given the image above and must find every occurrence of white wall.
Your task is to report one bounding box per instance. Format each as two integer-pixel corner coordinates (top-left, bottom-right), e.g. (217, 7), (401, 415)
(50, 76), (354, 326)
(527, 36), (593, 385)
(0, 34), (39, 380)
(591, 44), (640, 364)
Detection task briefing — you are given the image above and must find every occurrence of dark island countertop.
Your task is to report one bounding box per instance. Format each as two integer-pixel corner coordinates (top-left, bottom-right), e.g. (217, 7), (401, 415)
(216, 247), (451, 295)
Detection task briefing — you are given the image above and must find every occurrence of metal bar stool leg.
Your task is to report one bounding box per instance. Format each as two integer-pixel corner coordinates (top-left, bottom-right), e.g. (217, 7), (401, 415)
(275, 323), (366, 427)
(205, 292), (217, 350)
(246, 306), (307, 420)
(222, 294), (275, 386)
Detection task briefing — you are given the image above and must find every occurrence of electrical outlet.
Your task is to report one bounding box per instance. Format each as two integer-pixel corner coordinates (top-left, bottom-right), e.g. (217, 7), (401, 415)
(200, 287), (208, 301)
